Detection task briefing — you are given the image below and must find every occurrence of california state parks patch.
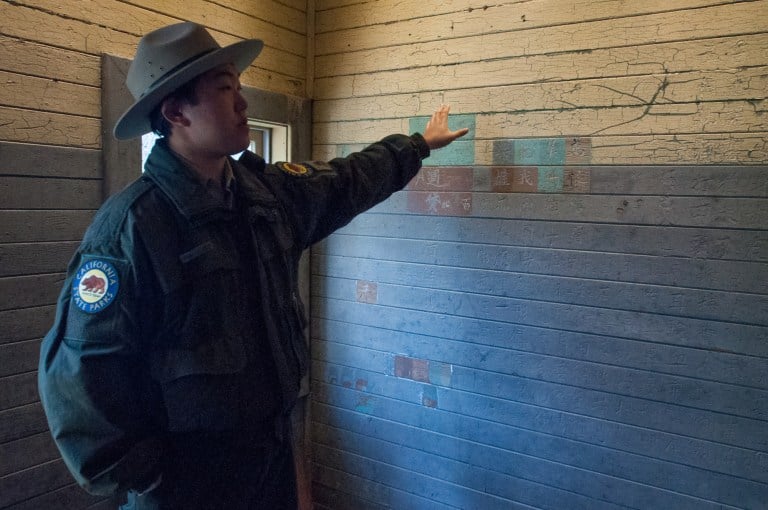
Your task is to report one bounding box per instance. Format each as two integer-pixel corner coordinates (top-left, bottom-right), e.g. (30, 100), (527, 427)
(72, 259), (120, 313)
(277, 162), (313, 177)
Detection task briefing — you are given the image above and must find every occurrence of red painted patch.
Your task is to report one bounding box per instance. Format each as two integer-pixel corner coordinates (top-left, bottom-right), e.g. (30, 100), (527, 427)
(422, 397), (438, 408)
(394, 355), (431, 383)
(406, 192), (472, 216)
(565, 137), (592, 164)
(406, 167), (474, 191)
(491, 166), (538, 192)
(355, 378), (368, 391)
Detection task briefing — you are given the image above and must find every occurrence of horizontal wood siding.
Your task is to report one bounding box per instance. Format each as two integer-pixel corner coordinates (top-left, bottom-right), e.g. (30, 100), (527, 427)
(310, 1), (768, 508)
(0, 0), (310, 508)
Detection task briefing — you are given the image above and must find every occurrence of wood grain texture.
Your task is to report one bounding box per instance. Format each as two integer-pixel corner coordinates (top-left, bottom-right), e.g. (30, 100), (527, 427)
(0, 107), (100, 148)
(314, 66), (768, 121)
(0, 71), (100, 118)
(0, 142), (100, 179)
(0, 1), (312, 509)
(315, 2), (766, 71)
(0, 211), (93, 243)
(0, 372), (39, 410)
(313, 33), (768, 99)
(0, 35), (100, 85)
(315, 0), (750, 35)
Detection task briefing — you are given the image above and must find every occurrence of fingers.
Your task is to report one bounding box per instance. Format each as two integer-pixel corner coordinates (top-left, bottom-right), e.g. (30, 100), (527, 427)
(423, 104), (468, 149)
(427, 104), (450, 129)
(452, 127), (470, 139)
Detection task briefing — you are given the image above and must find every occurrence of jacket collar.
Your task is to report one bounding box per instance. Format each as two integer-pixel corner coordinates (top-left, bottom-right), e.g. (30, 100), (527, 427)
(143, 138), (277, 223)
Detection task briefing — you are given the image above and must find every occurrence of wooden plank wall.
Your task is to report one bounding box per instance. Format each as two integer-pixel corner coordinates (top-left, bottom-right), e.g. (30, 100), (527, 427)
(309, 1), (768, 509)
(0, 1), (309, 508)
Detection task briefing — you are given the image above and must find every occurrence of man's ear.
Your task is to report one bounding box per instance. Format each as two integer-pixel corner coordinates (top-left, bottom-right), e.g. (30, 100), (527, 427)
(160, 97), (189, 128)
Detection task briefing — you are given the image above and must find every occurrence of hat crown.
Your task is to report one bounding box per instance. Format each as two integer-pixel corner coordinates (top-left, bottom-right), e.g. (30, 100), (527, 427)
(126, 22), (220, 100)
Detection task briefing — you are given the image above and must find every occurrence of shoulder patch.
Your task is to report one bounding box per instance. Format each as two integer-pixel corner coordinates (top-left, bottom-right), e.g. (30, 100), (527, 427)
(72, 259), (120, 313)
(277, 162), (313, 177)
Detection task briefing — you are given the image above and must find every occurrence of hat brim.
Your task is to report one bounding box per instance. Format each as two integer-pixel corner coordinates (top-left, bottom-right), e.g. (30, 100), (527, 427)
(113, 38), (263, 140)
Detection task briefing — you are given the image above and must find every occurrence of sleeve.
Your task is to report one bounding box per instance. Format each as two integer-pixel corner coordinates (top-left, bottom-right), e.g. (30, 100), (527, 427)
(38, 233), (164, 496)
(253, 132), (430, 248)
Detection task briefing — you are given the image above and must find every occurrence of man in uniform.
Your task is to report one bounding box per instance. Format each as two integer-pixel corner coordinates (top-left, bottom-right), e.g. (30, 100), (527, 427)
(38, 21), (468, 510)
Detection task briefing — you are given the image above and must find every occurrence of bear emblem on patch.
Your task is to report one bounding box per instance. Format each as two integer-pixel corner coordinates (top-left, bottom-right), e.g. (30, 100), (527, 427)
(72, 259), (120, 313)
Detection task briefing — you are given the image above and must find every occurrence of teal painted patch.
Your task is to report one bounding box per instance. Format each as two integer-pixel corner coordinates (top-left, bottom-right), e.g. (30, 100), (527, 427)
(354, 396), (375, 414)
(424, 140), (476, 166)
(493, 138), (570, 166)
(410, 113), (476, 166)
(429, 362), (453, 387)
(515, 138), (566, 166)
(538, 166), (564, 192)
(421, 385), (438, 408)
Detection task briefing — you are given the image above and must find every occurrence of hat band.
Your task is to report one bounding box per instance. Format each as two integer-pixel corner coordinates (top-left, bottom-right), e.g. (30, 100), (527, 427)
(138, 47), (217, 99)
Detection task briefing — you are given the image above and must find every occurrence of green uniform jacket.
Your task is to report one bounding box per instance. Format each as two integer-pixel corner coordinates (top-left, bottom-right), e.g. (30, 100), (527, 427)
(38, 133), (429, 499)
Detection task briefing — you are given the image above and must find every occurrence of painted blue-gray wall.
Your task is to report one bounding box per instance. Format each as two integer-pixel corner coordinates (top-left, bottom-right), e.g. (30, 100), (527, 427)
(309, 163), (768, 509)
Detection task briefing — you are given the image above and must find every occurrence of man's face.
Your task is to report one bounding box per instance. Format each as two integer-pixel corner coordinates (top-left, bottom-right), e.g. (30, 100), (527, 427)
(177, 63), (251, 157)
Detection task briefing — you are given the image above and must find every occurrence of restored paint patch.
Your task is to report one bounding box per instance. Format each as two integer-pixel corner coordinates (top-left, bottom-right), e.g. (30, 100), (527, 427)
(341, 367), (355, 388)
(421, 385), (438, 408)
(565, 137), (593, 164)
(491, 166), (538, 192)
(395, 355), (431, 383)
(538, 166), (564, 193)
(429, 362), (454, 387)
(564, 167), (592, 193)
(516, 138), (566, 166)
(410, 114), (476, 166)
(492, 139), (516, 165)
(325, 365), (339, 386)
(394, 356), (453, 389)
(490, 164), (590, 193)
(492, 137), (593, 167)
(356, 280), (378, 303)
(354, 395), (375, 414)
(406, 167), (474, 191)
(406, 191), (472, 216)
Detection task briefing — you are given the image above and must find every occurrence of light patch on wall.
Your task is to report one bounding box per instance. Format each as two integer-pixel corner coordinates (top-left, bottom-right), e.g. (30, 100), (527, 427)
(356, 280), (378, 303)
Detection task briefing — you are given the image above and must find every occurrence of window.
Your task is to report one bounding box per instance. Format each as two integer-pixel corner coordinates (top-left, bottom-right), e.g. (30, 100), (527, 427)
(244, 119), (290, 163)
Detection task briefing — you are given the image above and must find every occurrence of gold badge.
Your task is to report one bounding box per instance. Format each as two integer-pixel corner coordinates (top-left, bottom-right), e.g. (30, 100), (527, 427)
(278, 162), (312, 177)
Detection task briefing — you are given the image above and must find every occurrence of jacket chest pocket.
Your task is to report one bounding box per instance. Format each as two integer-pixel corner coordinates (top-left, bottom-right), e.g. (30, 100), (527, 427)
(152, 240), (248, 383)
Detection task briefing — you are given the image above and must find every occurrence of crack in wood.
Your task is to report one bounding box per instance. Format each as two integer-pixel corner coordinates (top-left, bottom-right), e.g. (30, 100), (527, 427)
(590, 69), (671, 135)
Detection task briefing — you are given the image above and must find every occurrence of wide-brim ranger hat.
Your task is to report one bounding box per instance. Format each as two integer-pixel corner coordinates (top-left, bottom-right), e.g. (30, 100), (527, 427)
(113, 22), (263, 140)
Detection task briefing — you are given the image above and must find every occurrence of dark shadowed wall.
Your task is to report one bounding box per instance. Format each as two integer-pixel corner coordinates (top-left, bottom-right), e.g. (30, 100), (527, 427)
(308, 1), (768, 508)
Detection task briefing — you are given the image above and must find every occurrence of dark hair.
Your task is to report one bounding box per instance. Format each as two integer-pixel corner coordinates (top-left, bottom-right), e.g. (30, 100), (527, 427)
(149, 75), (202, 137)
